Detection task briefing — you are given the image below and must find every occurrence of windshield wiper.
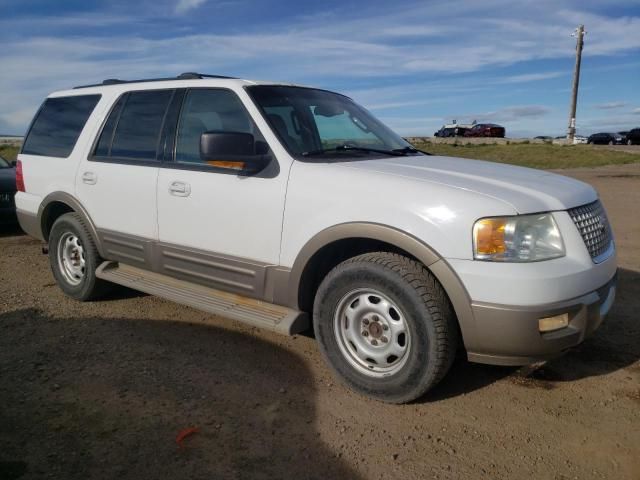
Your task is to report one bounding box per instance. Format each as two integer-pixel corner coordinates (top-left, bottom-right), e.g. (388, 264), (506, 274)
(392, 146), (432, 156)
(302, 145), (408, 157)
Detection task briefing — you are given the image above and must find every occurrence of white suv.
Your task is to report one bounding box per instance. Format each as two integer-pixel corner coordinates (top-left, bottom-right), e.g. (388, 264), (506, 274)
(16, 73), (617, 403)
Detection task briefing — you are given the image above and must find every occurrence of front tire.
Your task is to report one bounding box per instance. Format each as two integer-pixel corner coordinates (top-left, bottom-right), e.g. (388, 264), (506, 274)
(49, 212), (110, 301)
(313, 252), (458, 403)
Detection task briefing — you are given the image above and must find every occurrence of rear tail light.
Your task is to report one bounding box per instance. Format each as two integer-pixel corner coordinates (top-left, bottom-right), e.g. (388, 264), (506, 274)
(16, 160), (25, 192)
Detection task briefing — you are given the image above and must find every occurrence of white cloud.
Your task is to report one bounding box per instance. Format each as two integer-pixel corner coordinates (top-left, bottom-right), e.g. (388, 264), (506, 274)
(453, 106), (553, 124)
(175, 0), (208, 14)
(0, 0), (638, 134)
(498, 71), (566, 84)
(594, 101), (627, 109)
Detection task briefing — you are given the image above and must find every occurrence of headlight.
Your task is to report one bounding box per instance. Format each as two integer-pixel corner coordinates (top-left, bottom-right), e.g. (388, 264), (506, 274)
(473, 213), (565, 262)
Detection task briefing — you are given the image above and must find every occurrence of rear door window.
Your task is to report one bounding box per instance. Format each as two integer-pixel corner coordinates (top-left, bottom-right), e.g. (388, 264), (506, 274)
(22, 95), (101, 158)
(95, 90), (173, 161)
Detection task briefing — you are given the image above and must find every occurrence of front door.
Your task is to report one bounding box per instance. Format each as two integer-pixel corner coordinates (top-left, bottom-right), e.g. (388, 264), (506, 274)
(156, 88), (289, 297)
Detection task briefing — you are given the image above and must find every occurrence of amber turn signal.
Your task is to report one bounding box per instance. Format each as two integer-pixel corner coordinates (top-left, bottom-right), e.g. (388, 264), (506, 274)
(473, 218), (507, 256)
(206, 160), (245, 170)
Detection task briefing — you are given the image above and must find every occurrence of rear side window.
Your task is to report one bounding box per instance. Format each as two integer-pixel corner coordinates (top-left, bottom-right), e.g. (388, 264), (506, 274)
(95, 90), (173, 160)
(94, 95), (125, 157)
(22, 95), (101, 158)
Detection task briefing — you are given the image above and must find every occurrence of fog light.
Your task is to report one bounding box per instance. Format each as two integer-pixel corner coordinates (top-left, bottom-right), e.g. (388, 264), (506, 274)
(538, 313), (569, 333)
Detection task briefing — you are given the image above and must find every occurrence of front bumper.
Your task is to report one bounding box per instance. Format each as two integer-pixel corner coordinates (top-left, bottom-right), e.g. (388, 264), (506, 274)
(466, 273), (617, 365)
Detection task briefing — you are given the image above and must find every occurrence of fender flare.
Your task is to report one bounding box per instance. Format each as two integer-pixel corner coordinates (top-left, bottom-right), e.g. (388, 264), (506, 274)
(285, 222), (477, 348)
(38, 192), (104, 257)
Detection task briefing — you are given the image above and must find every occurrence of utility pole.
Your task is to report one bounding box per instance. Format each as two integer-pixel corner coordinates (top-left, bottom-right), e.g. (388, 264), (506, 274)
(567, 24), (585, 142)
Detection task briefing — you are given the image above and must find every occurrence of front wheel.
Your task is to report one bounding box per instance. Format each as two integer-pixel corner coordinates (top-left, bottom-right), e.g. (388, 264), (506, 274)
(49, 212), (111, 301)
(313, 252), (458, 403)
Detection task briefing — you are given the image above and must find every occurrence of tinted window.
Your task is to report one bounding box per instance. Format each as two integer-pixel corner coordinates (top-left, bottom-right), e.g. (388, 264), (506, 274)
(109, 90), (172, 159)
(22, 95), (100, 157)
(175, 89), (257, 164)
(94, 95), (125, 157)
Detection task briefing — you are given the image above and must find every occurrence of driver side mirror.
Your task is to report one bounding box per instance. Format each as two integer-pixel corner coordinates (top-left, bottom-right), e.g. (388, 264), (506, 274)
(200, 131), (270, 174)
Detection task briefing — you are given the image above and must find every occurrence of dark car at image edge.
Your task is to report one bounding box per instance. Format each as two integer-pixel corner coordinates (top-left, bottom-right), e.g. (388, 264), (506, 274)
(0, 154), (17, 225)
(625, 128), (640, 145)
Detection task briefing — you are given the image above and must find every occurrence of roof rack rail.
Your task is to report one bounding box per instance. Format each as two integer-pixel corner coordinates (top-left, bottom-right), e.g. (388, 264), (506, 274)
(102, 79), (125, 85)
(73, 73), (237, 89)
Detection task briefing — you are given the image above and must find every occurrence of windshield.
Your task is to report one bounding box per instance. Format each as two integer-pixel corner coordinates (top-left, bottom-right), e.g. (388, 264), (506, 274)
(247, 86), (413, 158)
(0, 155), (10, 168)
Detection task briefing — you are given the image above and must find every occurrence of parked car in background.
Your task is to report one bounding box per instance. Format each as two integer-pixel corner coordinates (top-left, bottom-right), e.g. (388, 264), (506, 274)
(0, 154), (17, 225)
(464, 123), (505, 138)
(534, 136), (552, 141)
(587, 132), (624, 145)
(434, 123), (470, 137)
(625, 128), (640, 145)
(434, 127), (457, 137)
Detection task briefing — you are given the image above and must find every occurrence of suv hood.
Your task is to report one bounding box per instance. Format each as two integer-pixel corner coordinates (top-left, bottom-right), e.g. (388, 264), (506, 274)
(339, 155), (597, 213)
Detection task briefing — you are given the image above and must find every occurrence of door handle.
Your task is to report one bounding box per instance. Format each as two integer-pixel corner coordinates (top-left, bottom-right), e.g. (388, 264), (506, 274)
(169, 181), (191, 197)
(81, 172), (97, 185)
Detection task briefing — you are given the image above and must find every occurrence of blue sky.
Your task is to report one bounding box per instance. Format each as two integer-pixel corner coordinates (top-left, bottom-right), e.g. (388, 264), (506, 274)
(1, 0), (639, 137)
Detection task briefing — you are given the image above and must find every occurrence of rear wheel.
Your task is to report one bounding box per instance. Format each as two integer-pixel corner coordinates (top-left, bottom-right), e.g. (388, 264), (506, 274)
(313, 252), (458, 403)
(628, 139), (633, 146)
(608, 140), (614, 145)
(49, 213), (111, 301)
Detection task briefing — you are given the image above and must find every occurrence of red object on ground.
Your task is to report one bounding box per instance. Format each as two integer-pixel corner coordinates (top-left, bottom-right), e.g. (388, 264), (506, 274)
(176, 427), (199, 448)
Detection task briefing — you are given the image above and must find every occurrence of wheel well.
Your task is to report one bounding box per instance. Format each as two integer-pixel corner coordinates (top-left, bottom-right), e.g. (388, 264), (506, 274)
(297, 237), (420, 314)
(41, 201), (74, 241)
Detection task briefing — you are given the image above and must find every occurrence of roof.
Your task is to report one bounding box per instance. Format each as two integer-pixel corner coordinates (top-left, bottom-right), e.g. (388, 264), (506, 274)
(49, 72), (306, 97)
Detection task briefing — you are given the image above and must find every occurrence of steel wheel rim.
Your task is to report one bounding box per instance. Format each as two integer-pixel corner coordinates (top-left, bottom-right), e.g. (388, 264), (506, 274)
(333, 288), (411, 378)
(57, 232), (86, 286)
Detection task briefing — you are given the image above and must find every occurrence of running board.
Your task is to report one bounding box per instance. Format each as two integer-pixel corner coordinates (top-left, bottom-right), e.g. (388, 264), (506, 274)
(96, 261), (309, 335)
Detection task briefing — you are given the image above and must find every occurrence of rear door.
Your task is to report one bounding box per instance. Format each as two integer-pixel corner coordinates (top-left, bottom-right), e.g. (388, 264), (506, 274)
(76, 89), (175, 270)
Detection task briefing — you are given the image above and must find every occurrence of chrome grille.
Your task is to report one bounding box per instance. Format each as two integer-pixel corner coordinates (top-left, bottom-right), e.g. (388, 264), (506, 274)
(568, 200), (612, 261)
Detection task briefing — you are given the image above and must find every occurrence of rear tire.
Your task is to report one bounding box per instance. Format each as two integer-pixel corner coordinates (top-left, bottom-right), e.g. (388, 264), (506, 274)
(49, 212), (111, 301)
(313, 252), (458, 403)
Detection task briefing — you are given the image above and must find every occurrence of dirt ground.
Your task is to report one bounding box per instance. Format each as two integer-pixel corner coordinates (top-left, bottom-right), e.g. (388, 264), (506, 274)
(1, 163), (639, 480)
